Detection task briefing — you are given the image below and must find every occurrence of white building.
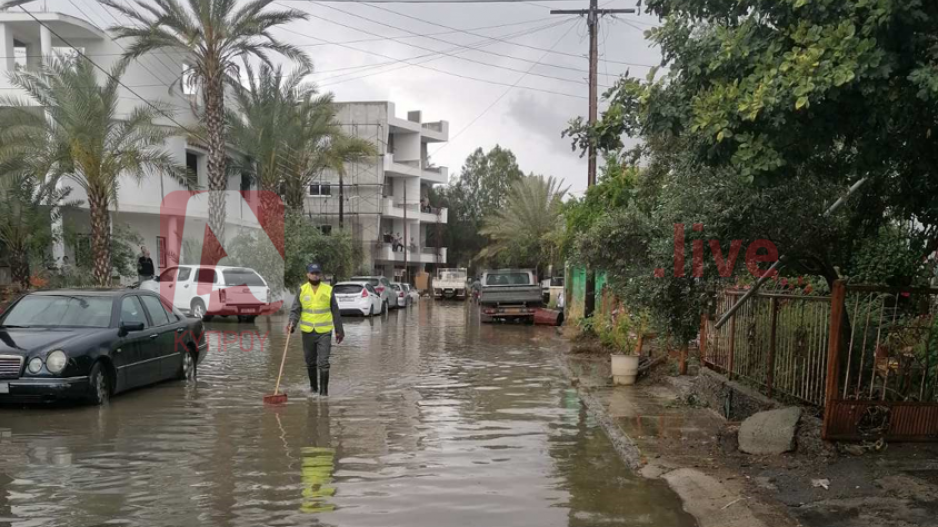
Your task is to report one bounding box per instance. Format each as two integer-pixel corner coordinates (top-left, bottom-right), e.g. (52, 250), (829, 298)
(0, 11), (260, 283)
(304, 101), (450, 282)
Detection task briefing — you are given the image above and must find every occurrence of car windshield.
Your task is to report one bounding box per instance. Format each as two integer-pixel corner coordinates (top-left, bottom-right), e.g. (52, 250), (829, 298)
(223, 270), (265, 286)
(334, 284), (364, 294)
(390, 284), (401, 291)
(1, 295), (112, 328)
(486, 273), (532, 286)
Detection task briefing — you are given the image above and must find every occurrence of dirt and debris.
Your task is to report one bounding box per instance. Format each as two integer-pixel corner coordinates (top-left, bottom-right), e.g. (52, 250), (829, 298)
(564, 346), (938, 527)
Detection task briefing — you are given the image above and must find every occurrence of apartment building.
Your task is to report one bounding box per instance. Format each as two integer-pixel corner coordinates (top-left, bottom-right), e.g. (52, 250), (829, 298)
(304, 101), (450, 282)
(0, 11), (261, 284)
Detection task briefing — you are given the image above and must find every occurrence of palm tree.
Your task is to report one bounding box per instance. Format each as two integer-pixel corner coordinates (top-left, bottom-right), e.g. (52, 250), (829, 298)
(0, 55), (191, 286)
(226, 63), (375, 213)
(96, 0), (311, 250)
(478, 175), (568, 274)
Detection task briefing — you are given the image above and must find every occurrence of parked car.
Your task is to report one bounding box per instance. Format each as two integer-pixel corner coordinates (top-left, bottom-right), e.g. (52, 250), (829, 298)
(402, 283), (420, 304)
(141, 265), (271, 322)
(0, 289), (206, 405)
(350, 276), (393, 311)
(333, 281), (383, 317)
(389, 283), (411, 308)
(479, 269), (544, 323)
(434, 268), (468, 300)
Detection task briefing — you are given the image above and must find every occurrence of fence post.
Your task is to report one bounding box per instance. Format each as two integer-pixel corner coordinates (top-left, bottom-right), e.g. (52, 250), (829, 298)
(767, 297), (778, 397)
(728, 313), (736, 380)
(699, 313), (708, 366)
(822, 280), (847, 440)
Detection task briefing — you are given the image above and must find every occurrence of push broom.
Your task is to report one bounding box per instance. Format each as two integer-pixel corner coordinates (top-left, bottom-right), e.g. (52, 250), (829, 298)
(264, 329), (291, 405)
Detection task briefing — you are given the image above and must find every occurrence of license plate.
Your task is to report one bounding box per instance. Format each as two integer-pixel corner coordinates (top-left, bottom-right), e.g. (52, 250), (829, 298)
(0, 382), (8, 394)
(502, 308), (523, 315)
(241, 307), (257, 314)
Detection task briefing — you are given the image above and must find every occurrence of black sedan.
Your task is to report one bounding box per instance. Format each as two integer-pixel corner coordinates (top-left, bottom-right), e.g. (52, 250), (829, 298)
(0, 289), (207, 405)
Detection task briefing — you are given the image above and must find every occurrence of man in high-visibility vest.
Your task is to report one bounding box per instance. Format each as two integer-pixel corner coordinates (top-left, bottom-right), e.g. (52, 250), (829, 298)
(288, 263), (345, 396)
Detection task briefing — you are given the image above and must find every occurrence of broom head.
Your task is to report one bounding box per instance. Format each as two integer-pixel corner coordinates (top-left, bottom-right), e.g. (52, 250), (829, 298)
(264, 393), (288, 405)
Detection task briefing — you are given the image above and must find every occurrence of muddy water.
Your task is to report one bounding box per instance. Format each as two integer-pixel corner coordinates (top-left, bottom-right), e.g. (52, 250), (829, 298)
(0, 303), (695, 527)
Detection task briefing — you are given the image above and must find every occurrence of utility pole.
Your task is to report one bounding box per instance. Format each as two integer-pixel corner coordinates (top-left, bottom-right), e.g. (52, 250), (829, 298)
(552, 0), (635, 317)
(403, 183), (408, 285)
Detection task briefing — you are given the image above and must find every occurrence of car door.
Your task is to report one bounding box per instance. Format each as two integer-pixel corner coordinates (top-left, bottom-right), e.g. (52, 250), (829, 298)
(161, 266), (195, 311)
(365, 284), (380, 312)
(138, 294), (175, 386)
(194, 267), (219, 314)
(154, 297), (189, 380)
(115, 295), (153, 391)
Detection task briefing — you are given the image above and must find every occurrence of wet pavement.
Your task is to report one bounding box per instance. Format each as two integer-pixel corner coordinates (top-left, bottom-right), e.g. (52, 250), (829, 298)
(0, 302), (695, 527)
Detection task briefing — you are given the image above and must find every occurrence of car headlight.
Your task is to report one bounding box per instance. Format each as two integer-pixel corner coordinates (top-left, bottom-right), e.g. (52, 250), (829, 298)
(46, 350), (68, 374)
(27, 357), (43, 374)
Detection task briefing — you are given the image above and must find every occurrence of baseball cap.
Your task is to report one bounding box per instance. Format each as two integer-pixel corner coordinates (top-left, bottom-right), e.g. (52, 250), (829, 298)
(307, 263), (323, 274)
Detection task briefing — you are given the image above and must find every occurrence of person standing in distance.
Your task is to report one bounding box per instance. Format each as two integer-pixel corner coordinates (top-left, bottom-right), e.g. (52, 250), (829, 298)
(137, 246), (155, 283)
(288, 263), (345, 396)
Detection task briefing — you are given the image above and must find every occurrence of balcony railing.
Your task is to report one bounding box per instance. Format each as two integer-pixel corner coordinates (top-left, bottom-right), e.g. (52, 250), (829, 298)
(422, 122), (444, 132)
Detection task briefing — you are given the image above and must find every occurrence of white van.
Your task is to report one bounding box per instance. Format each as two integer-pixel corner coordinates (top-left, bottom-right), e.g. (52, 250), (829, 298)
(141, 265), (271, 322)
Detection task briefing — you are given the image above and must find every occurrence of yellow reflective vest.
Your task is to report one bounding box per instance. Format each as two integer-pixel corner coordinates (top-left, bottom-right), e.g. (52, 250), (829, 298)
(298, 282), (334, 334)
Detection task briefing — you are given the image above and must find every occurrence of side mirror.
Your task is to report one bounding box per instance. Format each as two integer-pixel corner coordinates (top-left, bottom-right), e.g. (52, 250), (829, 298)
(151, 275), (160, 282)
(119, 321), (145, 337)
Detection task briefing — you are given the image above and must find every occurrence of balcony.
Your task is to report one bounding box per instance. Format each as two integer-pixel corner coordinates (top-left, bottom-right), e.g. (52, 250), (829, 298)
(382, 198), (420, 219)
(383, 154), (421, 177)
(421, 164), (449, 184)
(421, 120), (449, 142)
(373, 242), (447, 264)
(419, 206), (448, 224)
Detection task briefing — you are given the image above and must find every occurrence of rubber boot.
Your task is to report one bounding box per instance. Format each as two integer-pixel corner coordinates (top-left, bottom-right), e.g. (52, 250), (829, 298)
(308, 366), (318, 393)
(319, 370), (329, 396)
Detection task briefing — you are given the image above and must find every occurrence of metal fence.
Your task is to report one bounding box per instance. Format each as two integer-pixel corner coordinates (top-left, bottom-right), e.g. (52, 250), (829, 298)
(823, 283), (938, 441)
(703, 289), (832, 406)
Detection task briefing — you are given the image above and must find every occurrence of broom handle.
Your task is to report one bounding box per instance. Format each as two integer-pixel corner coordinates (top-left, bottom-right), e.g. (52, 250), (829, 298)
(273, 329), (292, 395)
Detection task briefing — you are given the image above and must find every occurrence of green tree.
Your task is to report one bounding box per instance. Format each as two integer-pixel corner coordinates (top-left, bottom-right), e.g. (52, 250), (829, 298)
(97, 0), (311, 250)
(478, 175), (567, 274)
(0, 55), (191, 286)
(441, 146), (525, 269)
(0, 174), (66, 287)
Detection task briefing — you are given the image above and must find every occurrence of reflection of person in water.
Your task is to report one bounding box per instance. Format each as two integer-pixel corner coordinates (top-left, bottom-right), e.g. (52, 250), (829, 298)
(301, 403), (336, 514)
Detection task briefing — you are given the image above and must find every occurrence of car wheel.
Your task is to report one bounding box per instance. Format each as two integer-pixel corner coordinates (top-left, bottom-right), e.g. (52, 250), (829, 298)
(191, 299), (206, 320)
(382, 301), (388, 315)
(369, 304), (375, 317)
(176, 349), (197, 383)
(87, 362), (110, 405)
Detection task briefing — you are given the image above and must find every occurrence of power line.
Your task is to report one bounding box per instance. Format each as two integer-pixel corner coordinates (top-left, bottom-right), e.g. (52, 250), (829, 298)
(285, 3), (606, 87)
(269, 11), (586, 98)
(431, 17), (581, 155)
(312, 18), (571, 86)
(355, 1), (656, 68)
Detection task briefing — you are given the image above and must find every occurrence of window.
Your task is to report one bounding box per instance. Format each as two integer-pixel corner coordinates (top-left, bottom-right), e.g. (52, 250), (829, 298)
(2, 295), (113, 328)
(387, 133), (395, 154)
(222, 269), (265, 287)
(319, 225), (332, 236)
(159, 298), (180, 322)
(308, 184), (332, 197)
(120, 296), (149, 328)
(365, 284), (377, 294)
(196, 268), (217, 284)
(156, 236), (167, 268)
(486, 273), (532, 286)
(186, 152), (199, 180)
(141, 295), (170, 326)
(159, 268), (178, 283)
(334, 284), (363, 295)
(177, 267), (192, 282)
(240, 172), (252, 192)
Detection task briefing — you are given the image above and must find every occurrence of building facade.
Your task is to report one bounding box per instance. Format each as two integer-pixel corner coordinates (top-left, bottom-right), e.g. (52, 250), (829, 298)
(304, 101), (450, 282)
(0, 11), (261, 285)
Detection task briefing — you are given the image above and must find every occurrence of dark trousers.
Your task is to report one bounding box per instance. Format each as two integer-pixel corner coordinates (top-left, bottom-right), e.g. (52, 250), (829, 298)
(301, 331), (333, 379)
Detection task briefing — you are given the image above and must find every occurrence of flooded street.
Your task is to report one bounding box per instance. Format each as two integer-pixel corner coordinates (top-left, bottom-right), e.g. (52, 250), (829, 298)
(0, 302), (694, 527)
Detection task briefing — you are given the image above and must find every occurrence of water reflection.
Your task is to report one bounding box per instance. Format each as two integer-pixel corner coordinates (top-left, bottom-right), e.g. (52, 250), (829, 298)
(0, 302), (694, 527)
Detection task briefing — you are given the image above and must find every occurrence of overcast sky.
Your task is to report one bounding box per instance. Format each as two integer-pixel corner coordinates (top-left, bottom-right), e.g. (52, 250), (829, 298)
(36, 0), (662, 197)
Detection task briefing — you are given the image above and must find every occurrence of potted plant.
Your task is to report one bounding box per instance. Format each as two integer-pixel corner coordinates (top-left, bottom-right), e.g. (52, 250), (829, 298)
(609, 310), (645, 385)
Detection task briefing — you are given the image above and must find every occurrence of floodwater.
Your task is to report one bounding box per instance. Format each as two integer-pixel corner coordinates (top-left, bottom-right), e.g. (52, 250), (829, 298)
(0, 302), (695, 527)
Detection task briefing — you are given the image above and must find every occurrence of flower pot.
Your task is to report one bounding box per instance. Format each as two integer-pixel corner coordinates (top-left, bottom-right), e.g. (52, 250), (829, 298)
(611, 354), (640, 386)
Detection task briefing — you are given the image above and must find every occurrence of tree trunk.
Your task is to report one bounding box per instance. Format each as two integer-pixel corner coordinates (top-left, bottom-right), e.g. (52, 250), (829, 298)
(204, 72), (228, 263)
(10, 247), (29, 289)
(88, 187), (111, 287)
